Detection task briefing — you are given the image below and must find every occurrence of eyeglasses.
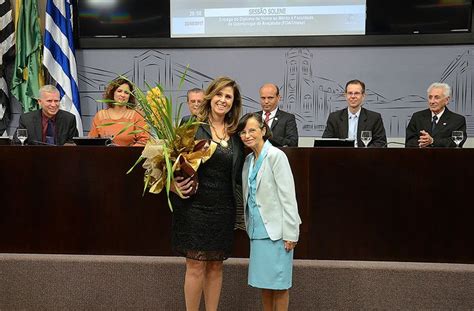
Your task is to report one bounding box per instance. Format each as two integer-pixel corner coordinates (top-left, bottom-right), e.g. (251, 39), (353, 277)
(346, 92), (363, 96)
(428, 95), (447, 100)
(239, 128), (260, 136)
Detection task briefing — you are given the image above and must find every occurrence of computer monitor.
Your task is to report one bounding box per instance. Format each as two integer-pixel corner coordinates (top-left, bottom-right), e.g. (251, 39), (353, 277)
(0, 137), (12, 145)
(73, 137), (111, 146)
(313, 138), (355, 147)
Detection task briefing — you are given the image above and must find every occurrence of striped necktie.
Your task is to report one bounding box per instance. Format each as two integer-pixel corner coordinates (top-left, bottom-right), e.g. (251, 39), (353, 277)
(264, 112), (271, 125)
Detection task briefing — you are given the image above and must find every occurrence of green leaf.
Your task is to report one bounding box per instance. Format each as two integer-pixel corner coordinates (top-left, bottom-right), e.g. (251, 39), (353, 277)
(163, 147), (174, 212)
(97, 122), (116, 128)
(126, 156), (145, 175)
(97, 99), (115, 104)
(143, 174), (151, 197)
(128, 129), (144, 135)
(178, 65), (189, 89)
(114, 122), (134, 136)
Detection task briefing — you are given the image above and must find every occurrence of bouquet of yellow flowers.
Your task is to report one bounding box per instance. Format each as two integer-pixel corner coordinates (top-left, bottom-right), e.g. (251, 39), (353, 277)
(122, 77), (216, 211)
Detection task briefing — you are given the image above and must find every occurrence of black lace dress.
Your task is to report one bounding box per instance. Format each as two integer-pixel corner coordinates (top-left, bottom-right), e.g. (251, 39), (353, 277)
(171, 140), (236, 261)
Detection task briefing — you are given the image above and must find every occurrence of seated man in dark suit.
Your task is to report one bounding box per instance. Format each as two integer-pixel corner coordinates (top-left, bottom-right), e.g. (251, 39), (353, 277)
(186, 88), (204, 117)
(257, 83), (298, 147)
(322, 79), (387, 147)
(18, 84), (78, 145)
(405, 82), (467, 148)
(181, 88), (204, 124)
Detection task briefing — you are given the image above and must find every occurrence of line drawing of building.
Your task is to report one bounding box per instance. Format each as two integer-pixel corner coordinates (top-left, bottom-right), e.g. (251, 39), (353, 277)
(78, 50), (259, 133)
(77, 48), (474, 137)
(439, 49), (474, 134)
(280, 48), (428, 137)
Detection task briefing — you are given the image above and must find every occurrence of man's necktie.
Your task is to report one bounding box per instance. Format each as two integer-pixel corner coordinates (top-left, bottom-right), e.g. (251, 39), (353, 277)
(431, 115), (438, 133)
(264, 111), (271, 125)
(349, 114), (358, 140)
(46, 119), (55, 145)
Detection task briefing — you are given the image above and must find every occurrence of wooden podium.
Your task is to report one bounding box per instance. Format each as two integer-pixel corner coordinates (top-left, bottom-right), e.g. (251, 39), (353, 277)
(1, 146), (473, 263)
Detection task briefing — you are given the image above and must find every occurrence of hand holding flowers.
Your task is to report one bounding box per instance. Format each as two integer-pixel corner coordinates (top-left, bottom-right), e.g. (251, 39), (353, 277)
(121, 77), (216, 211)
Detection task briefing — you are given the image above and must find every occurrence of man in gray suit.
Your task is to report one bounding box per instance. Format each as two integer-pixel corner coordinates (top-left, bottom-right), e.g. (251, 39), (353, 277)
(18, 84), (78, 145)
(257, 83), (298, 147)
(322, 79), (387, 147)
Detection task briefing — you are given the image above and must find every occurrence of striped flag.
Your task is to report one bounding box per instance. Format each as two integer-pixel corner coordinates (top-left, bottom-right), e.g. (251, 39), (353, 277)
(11, 0), (44, 112)
(43, 0), (82, 135)
(0, 0), (15, 131)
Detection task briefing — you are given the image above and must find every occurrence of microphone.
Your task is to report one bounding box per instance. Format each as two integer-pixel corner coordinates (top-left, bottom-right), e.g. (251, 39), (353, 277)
(30, 140), (56, 146)
(386, 141), (406, 147)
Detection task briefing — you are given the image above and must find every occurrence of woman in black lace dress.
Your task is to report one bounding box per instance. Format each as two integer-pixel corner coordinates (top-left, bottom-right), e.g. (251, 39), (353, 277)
(171, 76), (244, 311)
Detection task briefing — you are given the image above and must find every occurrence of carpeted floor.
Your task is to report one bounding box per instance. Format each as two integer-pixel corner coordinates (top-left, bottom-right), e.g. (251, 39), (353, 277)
(1, 254), (473, 310)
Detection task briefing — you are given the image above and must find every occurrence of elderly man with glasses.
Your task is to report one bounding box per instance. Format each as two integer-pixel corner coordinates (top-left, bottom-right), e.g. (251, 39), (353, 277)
(322, 79), (387, 147)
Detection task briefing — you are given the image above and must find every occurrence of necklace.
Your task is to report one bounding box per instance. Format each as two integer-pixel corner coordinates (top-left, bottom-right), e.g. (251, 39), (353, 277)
(209, 121), (229, 148)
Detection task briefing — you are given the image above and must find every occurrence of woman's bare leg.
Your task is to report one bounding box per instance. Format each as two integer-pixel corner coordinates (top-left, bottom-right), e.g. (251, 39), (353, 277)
(184, 258), (206, 311)
(202, 260), (223, 311)
(273, 289), (289, 311)
(262, 289), (274, 311)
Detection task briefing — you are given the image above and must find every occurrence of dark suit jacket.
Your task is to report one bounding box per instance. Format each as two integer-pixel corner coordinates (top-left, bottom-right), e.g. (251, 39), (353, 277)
(180, 114), (199, 126)
(322, 107), (387, 147)
(18, 109), (78, 145)
(405, 108), (467, 148)
(258, 109), (298, 147)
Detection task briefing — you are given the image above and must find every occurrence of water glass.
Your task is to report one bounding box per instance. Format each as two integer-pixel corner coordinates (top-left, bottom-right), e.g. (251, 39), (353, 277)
(361, 131), (372, 148)
(17, 129), (28, 146)
(452, 131), (463, 148)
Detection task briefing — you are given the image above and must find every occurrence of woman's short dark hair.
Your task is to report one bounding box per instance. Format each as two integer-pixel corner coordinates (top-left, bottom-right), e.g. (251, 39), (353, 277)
(236, 112), (272, 141)
(103, 77), (136, 108)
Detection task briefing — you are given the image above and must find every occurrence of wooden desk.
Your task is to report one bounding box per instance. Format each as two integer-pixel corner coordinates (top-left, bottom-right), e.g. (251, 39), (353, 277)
(1, 146), (473, 263)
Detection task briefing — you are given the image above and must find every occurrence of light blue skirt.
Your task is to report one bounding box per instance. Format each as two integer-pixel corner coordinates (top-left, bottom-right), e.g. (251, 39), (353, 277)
(248, 238), (294, 290)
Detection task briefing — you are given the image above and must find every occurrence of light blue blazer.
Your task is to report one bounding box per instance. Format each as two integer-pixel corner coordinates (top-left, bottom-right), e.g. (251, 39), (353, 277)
(242, 144), (301, 242)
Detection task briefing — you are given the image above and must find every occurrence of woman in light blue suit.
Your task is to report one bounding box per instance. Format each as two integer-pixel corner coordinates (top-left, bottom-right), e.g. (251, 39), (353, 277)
(237, 112), (301, 311)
